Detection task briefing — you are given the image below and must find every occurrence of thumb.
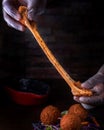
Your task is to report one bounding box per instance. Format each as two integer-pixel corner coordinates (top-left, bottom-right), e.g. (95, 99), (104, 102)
(82, 65), (104, 89)
(82, 72), (104, 89)
(81, 75), (97, 89)
(98, 64), (104, 75)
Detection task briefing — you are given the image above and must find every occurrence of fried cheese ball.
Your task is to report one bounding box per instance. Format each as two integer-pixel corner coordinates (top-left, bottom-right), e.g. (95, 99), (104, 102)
(60, 113), (81, 130)
(40, 105), (60, 125)
(68, 104), (88, 121)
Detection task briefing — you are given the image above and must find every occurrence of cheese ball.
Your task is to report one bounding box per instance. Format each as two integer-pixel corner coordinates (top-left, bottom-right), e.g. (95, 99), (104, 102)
(40, 105), (60, 125)
(68, 104), (88, 121)
(60, 113), (81, 130)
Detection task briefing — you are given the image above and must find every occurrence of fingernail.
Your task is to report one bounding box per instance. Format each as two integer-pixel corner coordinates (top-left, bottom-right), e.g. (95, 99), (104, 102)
(81, 83), (85, 87)
(79, 97), (84, 102)
(19, 26), (25, 31)
(73, 96), (78, 100)
(16, 25), (25, 32)
(16, 14), (21, 21)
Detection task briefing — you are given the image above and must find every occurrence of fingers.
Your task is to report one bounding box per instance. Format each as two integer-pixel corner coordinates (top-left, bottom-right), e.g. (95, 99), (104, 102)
(2, 0), (25, 31)
(81, 103), (95, 109)
(3, 10), (25, 31)
(73, 97), (95, 109)
(78, 95), (99, 105)
(74, 82), (104, 108)
(73, 96), (80, 103)
(98, 64), (104, 75)
(27, 0), (46, 21)
(82, 73), (104, 89)
(81, 76), (97, 89)
(2, 0), (47, 30)
(2, 0), (21, 20)
(73, 95), (101, 106)
(79, 94), (104, 106)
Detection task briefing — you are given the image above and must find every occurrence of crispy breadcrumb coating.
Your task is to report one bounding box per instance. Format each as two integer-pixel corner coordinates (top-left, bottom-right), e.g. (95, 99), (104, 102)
(60, 113), (81, 130)
(40, 105), (60, 125)
(68, 104), (88, 121)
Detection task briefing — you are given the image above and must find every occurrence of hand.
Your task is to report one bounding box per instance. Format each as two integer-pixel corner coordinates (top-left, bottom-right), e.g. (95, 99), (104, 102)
(2, 0), (47, 31)
(74, 65), (104, 109)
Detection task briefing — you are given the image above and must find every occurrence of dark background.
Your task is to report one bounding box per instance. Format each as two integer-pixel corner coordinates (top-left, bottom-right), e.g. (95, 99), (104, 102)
(0, 1), (104, 129)
(0, 1), (104, 81)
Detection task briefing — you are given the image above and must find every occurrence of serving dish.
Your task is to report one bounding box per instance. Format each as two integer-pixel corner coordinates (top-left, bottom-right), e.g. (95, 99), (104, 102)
(4, 78), (50, 106)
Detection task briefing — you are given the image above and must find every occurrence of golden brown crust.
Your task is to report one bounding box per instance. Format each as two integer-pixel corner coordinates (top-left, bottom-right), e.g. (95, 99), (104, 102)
(40, 105), (60, 125)
(68, 104), (88, 121)
(60, 113), (81, 130)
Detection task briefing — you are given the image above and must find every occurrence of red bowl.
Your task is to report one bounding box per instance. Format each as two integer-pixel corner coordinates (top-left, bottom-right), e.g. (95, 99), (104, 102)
(4, 79), (50, 106)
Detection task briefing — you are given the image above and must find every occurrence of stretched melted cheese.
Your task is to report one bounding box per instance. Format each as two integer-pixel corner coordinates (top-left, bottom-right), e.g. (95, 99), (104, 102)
(18, 6), (93, 96)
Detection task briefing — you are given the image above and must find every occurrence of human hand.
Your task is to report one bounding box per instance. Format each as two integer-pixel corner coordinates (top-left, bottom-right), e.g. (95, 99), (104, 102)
(73, 65), (104, 109)
(2, 0), (47, 31)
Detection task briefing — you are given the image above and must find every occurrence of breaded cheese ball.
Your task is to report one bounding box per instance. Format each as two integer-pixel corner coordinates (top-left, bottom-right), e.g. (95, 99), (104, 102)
(68, 104), (88, 121)
(40, 105), (60, 125)
(60, 113), (81, 130)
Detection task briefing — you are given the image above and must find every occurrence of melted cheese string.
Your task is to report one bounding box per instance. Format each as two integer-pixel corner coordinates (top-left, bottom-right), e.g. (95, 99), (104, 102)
(18, 6), (92, 96)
